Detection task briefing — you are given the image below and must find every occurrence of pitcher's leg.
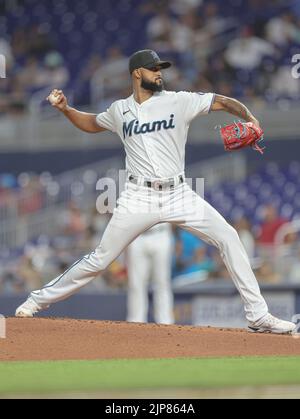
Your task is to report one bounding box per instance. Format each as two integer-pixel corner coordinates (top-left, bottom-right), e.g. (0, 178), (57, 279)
(30, 212), (159, 308)
(181, 219), (268, 323)
(127, 238), (150, 323)
(151, 234), (174, 324)
(164, 184), (268, 323)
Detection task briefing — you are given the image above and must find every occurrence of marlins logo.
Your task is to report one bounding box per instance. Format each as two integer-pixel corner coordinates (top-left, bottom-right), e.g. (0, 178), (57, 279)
(123, 114), (175, 139)
(150, 51), (160, 61)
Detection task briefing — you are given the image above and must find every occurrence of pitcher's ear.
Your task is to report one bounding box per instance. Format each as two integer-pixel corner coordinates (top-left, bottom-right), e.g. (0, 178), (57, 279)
(134, 68), (142, 79)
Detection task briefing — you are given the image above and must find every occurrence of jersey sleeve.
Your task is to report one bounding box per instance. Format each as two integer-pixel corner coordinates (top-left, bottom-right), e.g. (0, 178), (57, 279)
(177, 91), (215, 123)
(96, 103), (117, 133)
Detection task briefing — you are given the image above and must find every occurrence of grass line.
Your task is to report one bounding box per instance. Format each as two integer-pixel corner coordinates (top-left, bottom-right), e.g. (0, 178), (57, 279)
(0, 357), (300, 395)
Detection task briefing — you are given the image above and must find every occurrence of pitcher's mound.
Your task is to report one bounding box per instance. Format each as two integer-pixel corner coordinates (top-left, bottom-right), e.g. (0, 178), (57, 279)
(1, 318), (300, 361)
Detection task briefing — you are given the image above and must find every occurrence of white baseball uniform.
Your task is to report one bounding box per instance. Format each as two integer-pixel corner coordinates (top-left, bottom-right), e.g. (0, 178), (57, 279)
(127, 223), (174, 324)
(30, 90), (268, 323)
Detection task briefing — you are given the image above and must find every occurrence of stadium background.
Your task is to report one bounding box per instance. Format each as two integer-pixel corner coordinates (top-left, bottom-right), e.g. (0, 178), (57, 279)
(0, 0), (300, 327)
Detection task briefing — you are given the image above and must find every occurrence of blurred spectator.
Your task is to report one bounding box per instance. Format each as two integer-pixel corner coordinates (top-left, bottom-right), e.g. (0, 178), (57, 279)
(0, 37), (14, 69)
(61, 202), (87, 238)
(288, 248), (300, 283)
(172, 228), (214, 285)
(201, 56), (234, 95)
(202, 1), (236, 35)
(284, 231), (300, 247)
(234, 217), (255, 259)
(91, 46), (129, 104)
(225, 26), (275, 70)
(192, 72), (213, 94)
(16, 253), (43, 291)
(18, 175), (43, 216)
(0, 175), (17, 211)
(76, 226), (98, 254)
(171, 13), (199, 81)
(163, 64), (191, 91)
(254, 260), (281, 284)
(102, 256), (127, 289)
(193, 17), (215, 64)
(147, 9), (174, 53)
(6, 78), (28, 115)
(169, 0), (203, 16)
(266, 12), (299, 46)
(274, 230), (300, 281)
(0, 270), (25, 294)
(16, 51), (69, 93)
(210, 248), (231, 280)
(171, 13), (196, 53)
(101, 47), (129, 92)
(257, 204), (288, 246)
(89, 209), (110, 243)
(43, 51), (70, 89)
(17, 56), (50, 91)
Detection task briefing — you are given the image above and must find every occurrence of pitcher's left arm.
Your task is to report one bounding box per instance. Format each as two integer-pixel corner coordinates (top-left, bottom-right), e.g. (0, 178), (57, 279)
(211, 94), (260, 128)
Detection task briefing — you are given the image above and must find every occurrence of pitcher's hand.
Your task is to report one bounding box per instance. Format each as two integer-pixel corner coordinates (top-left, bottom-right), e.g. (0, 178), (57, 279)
(47, 89), (68, 112)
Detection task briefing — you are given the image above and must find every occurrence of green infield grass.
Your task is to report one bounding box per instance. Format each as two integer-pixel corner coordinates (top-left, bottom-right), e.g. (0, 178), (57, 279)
(0, 357), (300, 396)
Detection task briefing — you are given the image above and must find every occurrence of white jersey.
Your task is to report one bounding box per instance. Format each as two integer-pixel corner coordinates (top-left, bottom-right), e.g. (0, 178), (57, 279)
(96, 90), (215, 179)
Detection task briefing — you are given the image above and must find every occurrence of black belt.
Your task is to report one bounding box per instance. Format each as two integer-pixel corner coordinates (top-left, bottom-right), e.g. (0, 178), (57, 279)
(128, 174), (184, 191)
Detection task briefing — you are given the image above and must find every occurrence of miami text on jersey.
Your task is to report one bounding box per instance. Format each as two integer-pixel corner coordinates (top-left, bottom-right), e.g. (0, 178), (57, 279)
(123, 114), (175, 139)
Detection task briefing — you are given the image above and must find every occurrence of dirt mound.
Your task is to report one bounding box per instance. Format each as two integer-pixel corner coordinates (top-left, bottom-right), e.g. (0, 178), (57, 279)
(1, 318), (300, 361)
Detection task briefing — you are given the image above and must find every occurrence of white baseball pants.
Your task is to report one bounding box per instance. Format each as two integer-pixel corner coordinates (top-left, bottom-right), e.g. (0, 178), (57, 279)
(31, 181), (268, 323)
(127, 225), (174, 324)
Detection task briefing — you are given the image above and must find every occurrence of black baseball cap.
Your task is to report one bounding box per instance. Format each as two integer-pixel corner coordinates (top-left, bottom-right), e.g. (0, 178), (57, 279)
(129, 49), (172, 74)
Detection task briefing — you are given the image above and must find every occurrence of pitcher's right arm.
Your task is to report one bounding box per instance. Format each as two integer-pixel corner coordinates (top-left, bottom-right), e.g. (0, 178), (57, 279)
(47, 89), (107, 133)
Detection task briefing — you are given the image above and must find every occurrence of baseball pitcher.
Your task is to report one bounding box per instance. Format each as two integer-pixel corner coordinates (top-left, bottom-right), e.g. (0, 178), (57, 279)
(16, 50), (296, 334)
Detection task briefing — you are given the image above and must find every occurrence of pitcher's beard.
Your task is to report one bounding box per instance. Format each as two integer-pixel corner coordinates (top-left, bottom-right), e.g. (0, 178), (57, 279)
(141, 78), (164, 92)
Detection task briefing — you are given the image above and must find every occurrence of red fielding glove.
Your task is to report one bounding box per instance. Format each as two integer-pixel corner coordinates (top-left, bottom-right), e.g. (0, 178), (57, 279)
(220, 121), (265, 154)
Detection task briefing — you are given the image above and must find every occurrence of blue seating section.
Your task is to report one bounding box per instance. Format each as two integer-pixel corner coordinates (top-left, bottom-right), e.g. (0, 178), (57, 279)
(205, 161), (300, 226)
